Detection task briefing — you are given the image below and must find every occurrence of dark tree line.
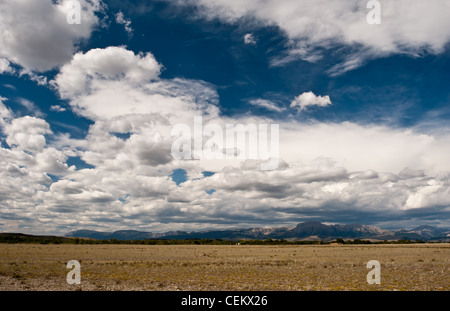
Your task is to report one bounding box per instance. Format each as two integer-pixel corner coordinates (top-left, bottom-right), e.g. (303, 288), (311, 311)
(0, 234), (433, 245)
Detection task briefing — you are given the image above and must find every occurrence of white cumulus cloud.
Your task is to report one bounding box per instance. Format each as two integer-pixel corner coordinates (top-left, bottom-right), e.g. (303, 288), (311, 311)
(0, 58), (13, 74)
(0, 0), (105, 72)
(290, 91), (332, 111)
(244, 33), (257, 45)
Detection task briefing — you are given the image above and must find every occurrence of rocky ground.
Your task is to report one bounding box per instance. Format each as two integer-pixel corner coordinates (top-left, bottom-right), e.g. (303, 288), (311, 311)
(0, 243), (448, 291)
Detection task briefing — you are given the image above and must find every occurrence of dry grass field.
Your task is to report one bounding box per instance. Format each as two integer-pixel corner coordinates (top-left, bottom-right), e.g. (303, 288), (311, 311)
(0, 243), (448, 291)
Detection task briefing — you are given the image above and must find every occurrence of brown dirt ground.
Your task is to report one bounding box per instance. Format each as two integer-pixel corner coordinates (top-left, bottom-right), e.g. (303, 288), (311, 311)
(0, 243), (448, 291)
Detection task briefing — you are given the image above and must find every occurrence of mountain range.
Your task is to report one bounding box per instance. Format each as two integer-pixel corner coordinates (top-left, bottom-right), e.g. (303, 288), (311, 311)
(65, 221), (450, 242)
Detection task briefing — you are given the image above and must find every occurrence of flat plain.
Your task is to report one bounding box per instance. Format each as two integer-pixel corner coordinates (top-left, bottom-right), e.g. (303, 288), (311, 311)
(0, 243), (448, 291)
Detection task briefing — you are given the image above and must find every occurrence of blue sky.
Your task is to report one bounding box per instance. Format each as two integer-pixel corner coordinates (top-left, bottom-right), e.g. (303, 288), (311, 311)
(1, 0), (450, 235)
